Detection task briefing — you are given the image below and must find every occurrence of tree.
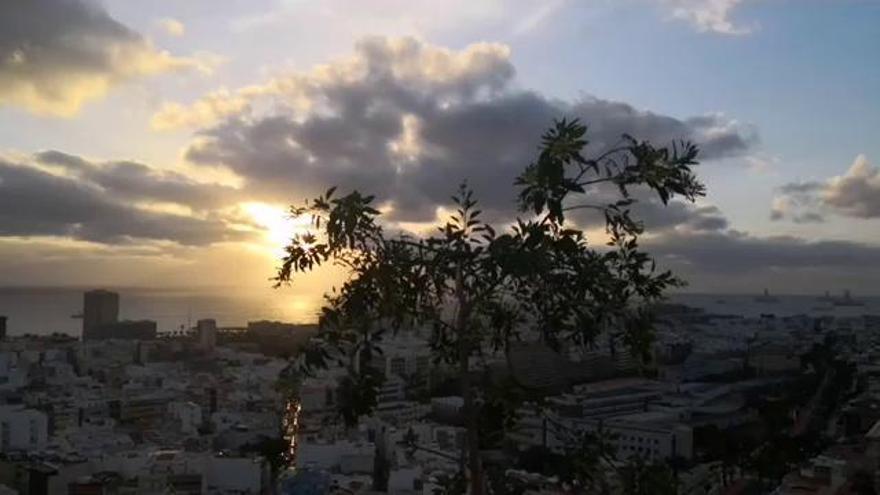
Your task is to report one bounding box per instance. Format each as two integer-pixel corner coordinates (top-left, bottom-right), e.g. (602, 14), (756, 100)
(276, 118), (704, 494)
(562, 426), (620, 493)
(619, 456), (678, 495)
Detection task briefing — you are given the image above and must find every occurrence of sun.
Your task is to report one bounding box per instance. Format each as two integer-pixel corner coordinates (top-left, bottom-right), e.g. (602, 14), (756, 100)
(243, 202), (311, 257)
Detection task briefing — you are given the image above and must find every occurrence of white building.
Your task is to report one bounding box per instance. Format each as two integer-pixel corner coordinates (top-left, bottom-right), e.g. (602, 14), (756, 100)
(197, 319), (217, 352)
(299, 377), (336, 415)
(430, 396), (463, 419)
(377, 374), (406, 403)
(370, 336), (432, 379)
(97, 449), (269, 495)
(205, 456), (268, 494)
(388, 466), (425, 494)
(510, 407), (693, 461)
(0, 351), (27, 392)
(558, 378), (668, 419)
(297, 440), (375, 473)
(168, 401), (203, 434)
(752, 343), (801, 375)
(0, 405), (48, 452)
(374, 401), (430, 425)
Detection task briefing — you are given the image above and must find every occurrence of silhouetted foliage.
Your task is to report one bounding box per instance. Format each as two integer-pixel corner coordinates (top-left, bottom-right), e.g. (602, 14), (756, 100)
(618, 455), (678, 495)
(276, 118), (704, 493)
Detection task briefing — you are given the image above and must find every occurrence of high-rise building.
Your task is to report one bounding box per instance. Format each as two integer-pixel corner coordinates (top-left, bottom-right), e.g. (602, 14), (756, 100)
(197, 319), (217, 351)
(0, 316), (6, 340)
(82, 290), (119, 340)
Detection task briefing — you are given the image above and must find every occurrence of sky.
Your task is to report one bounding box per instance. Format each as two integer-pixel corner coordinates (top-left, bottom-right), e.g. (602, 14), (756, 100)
(0, 0), (879, 299)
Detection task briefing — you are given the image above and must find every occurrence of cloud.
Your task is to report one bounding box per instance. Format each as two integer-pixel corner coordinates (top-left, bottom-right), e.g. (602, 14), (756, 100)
(226, 1), (753, 43)
(769, 181), (825, 223)
(821, 155), (880, 219)
(154, 37), (515, 131)
(151, 88), (257, 131)
(0, 237), (272, 290)
(174, 37), (755, 226)
(661, 0), (755, 35)
(772, 155), (880, 222)
(157, 18), (186, 37)
(0, 155), (248, 245)
(2, 23), (874, 293)
(228, 0), (511, 35)
(654, 230), (880, 272)
(0, 36), (763, 292)
(655, 204), (729, 232)
(511, 0), (568, 36)
(0, 0), (210, 116)
(561, 187), (729, 234)
(649, 229), (880, 293)
(34, 150), (239, 211)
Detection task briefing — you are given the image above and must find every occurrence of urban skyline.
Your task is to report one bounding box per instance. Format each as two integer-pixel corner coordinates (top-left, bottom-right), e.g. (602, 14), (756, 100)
(1, 1), (879, 494)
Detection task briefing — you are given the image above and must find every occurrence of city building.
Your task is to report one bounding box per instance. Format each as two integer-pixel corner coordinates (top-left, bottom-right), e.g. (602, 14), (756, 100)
(168, 401), (203, 434)
(90, 320), (157, 341)
(197, 319), (217, 352)
(82, 290), (119, 340)
(0, 405), (48, 452)
(111, 392), (175, 427)
(0, 351), (27, 393)
(247, 320), (298, 337)
(510, 406), (693, 461)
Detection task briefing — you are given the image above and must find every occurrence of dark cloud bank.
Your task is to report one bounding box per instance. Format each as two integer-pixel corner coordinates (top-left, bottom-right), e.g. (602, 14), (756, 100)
(0, 155), (244, 245)
(0, 0), (201, 115)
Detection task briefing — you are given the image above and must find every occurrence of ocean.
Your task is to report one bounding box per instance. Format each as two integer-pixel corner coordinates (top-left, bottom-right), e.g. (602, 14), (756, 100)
(668, 292), (880, 319)
(0, 287), (321, 336)
(0, 288), (877, 337)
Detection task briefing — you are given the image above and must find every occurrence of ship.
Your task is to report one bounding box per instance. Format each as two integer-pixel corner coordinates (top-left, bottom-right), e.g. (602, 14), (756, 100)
(755, 288), (779, 303)
(832, 290), (865, 307)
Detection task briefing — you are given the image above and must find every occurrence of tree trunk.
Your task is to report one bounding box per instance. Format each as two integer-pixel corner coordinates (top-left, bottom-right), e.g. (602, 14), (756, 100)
(458, 347), (468, 476)
(461, 352), (483, 494)
(455, 268), (482, 495)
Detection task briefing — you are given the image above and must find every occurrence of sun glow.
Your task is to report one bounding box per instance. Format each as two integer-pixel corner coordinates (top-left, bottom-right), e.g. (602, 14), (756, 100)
(243, 202), (311, 257)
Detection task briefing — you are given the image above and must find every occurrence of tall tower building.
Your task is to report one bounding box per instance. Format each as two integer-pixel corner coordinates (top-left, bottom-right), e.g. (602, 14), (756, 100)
(82, 290), (119, 340)
(0, 316), (6, 340)
(197, 319), (217, 351)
